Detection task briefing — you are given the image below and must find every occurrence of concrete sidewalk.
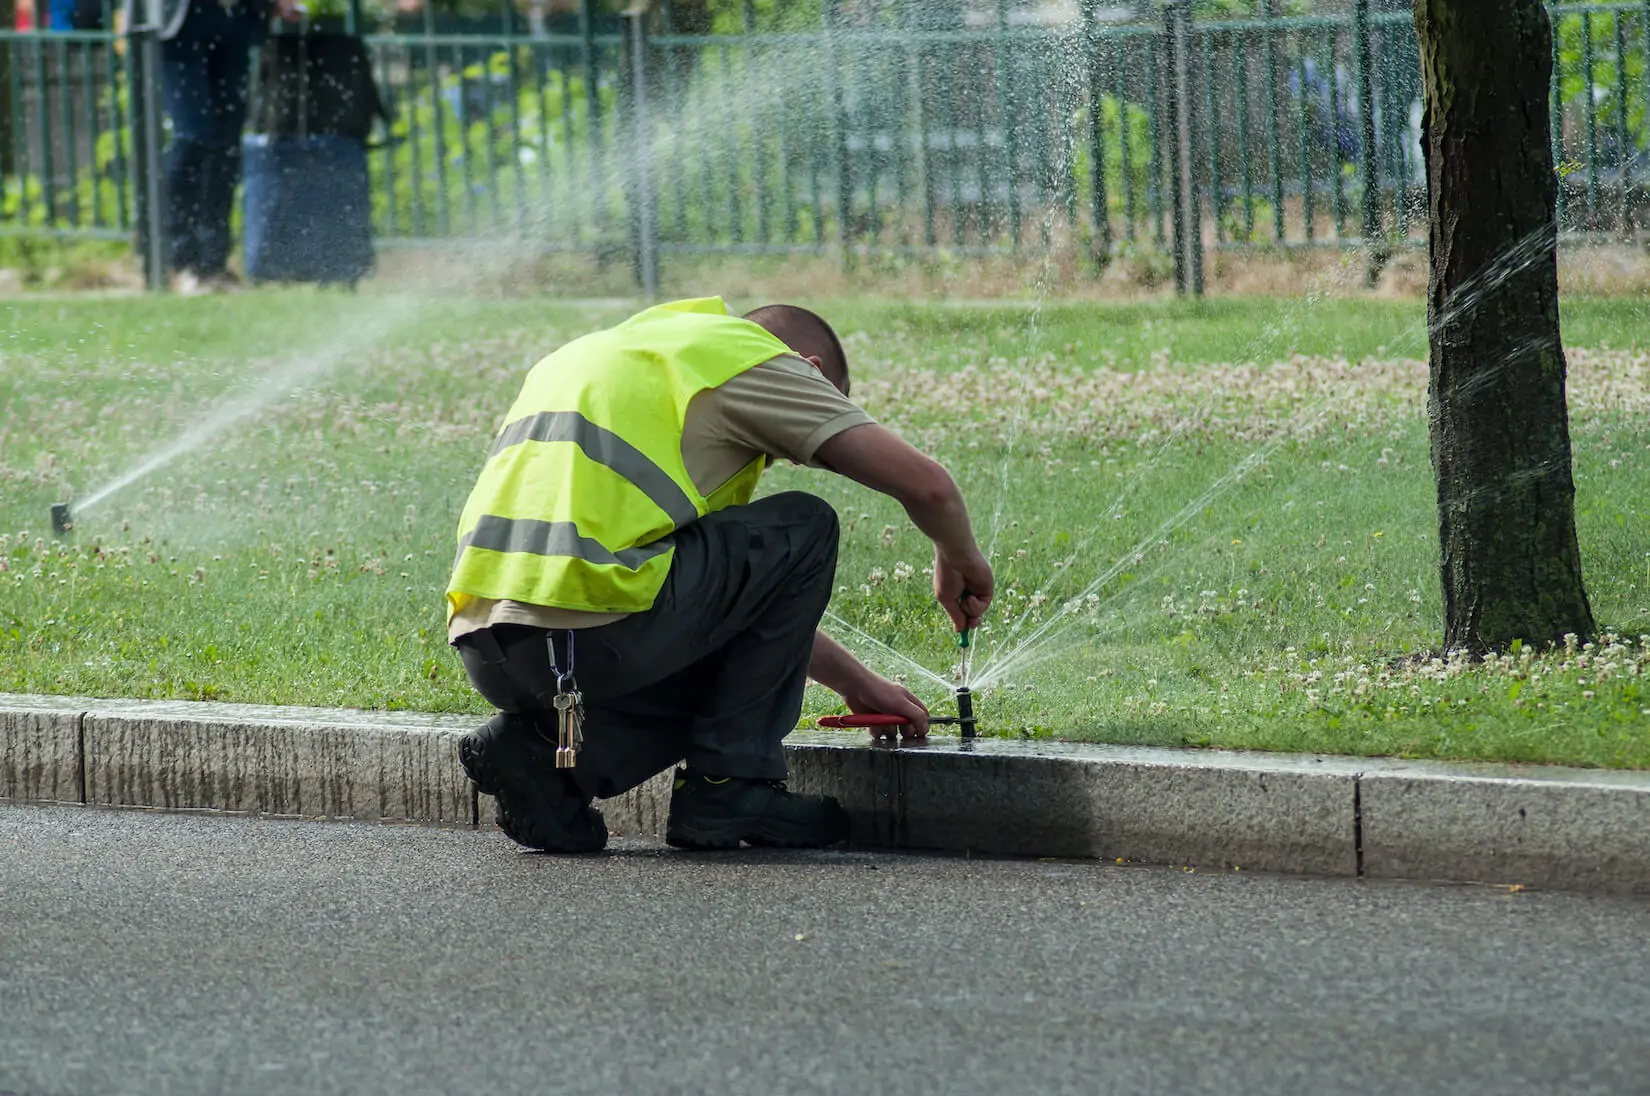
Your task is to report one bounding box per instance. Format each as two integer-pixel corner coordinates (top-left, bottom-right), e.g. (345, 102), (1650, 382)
(3, 692), (1648, 895)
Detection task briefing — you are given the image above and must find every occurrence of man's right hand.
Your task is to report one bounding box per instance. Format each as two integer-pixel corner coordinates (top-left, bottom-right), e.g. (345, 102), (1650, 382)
(935, 546), (993, 634)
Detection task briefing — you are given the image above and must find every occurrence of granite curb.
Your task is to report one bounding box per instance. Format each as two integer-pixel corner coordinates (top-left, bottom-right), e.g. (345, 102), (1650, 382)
(3, 693), (1648, 895)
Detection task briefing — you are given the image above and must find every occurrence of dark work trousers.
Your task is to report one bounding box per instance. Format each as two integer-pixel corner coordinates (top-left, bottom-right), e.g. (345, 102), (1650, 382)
(161, 3), (261, 276)
(456, 492), (840, 801)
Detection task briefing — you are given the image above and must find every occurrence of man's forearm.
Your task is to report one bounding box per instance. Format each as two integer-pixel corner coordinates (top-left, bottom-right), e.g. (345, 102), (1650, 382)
(809, 629), (871, 696)
(808, 628), (932, 731)
(896, 462), (979, 560)
(812, 424), (980, 560)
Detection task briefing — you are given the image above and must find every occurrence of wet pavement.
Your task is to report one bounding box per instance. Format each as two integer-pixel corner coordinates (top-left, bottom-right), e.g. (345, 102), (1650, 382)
(2, 803), (1648, 1096)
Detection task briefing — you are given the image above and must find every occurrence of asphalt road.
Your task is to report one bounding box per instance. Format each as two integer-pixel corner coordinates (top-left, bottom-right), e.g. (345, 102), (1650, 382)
(3, 804), (1648, 1096)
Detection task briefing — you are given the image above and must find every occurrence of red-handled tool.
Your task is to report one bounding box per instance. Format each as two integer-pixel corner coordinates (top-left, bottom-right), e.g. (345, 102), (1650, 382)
(817, 704), (973, 734)
(817, 714), (961, 728)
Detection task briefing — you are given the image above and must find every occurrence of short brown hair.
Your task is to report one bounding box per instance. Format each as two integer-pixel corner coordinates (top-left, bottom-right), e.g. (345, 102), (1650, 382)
(742, 304), (850, 396)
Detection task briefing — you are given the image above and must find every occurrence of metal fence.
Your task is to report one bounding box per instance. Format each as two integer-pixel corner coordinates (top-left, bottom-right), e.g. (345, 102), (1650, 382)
(1, 0), (1646, 290)
(0, 29), (138, 240)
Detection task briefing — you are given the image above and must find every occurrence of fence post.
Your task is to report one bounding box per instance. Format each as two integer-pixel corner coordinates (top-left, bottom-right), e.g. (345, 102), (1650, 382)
(624, 7), (659, 299)
(1163, 0), (1200, 296)
(127, 22), (168, 291)
(1182, 1), (1203, 295)
(994, 0), (1020, 248)
(825, 0), (853, 265)
(1163, 1), (1185, 293)
(580, 0), (606, 238)
(1581, 11), (1598, 229)
(1081, 0), (1111, 266)
(30, 21), (55, 223)
(1262, 0), (1283, 242)
(1353, 0), (1382, 284)
(0, 19), (13, 179)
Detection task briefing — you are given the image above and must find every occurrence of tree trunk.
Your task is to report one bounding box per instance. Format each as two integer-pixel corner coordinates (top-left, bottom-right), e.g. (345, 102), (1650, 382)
(1414, 0), (1594, 652)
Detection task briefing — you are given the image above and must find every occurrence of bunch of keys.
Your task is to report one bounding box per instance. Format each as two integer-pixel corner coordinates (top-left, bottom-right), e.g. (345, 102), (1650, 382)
(552, 671), (584, 769)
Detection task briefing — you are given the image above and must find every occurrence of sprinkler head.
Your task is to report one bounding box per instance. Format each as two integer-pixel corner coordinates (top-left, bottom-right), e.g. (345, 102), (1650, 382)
(956, 686), (975, 739)
(50, 502), (72, 536)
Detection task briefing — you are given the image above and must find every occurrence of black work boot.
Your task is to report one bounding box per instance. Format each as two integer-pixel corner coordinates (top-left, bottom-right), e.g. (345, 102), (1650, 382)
(665, 769), (849, 850)
(458, 713), (607, 854)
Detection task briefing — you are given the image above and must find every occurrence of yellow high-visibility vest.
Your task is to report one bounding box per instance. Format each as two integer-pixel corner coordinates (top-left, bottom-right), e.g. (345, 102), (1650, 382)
(445, 298), (793, 621)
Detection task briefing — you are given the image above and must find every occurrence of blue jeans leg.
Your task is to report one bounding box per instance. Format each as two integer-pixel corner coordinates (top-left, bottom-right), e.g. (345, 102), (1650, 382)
(162, 32), (252, 276)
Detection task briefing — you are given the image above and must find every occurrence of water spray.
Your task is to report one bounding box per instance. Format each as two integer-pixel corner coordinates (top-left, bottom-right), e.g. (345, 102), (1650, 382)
(818, 594), (980, 738)
(50, 502), (72, 536)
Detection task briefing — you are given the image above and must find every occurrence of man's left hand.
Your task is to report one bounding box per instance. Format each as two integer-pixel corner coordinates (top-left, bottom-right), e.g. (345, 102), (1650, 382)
(840, 675), (930, 740)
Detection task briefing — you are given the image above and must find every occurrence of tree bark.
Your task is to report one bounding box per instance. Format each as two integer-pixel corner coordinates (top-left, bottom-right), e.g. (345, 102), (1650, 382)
(1414, 0), (1594, 652)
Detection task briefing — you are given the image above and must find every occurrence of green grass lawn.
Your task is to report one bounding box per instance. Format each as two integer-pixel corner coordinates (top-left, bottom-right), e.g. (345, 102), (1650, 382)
(4, 289), (1650, 768)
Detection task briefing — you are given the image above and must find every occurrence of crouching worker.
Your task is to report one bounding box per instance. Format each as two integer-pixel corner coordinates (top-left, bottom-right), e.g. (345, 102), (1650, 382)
(446, 298), (993, 853)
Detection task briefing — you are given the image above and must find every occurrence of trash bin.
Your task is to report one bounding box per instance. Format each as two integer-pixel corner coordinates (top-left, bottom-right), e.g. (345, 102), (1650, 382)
(242, 133), (374, 286)
(242, 30), (388, 286)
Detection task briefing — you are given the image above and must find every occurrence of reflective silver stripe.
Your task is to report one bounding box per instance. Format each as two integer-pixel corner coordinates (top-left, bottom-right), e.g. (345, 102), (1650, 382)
(491, 410), (699, 528)
(456, 515), (675, 571)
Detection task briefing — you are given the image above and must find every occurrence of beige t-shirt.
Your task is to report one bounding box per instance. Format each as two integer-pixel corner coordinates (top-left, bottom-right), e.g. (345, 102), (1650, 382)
(448, 353), (874, 641)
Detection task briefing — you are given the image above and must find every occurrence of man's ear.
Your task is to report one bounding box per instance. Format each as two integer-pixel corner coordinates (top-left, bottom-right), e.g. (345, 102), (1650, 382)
(800, 353), (847, 396)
